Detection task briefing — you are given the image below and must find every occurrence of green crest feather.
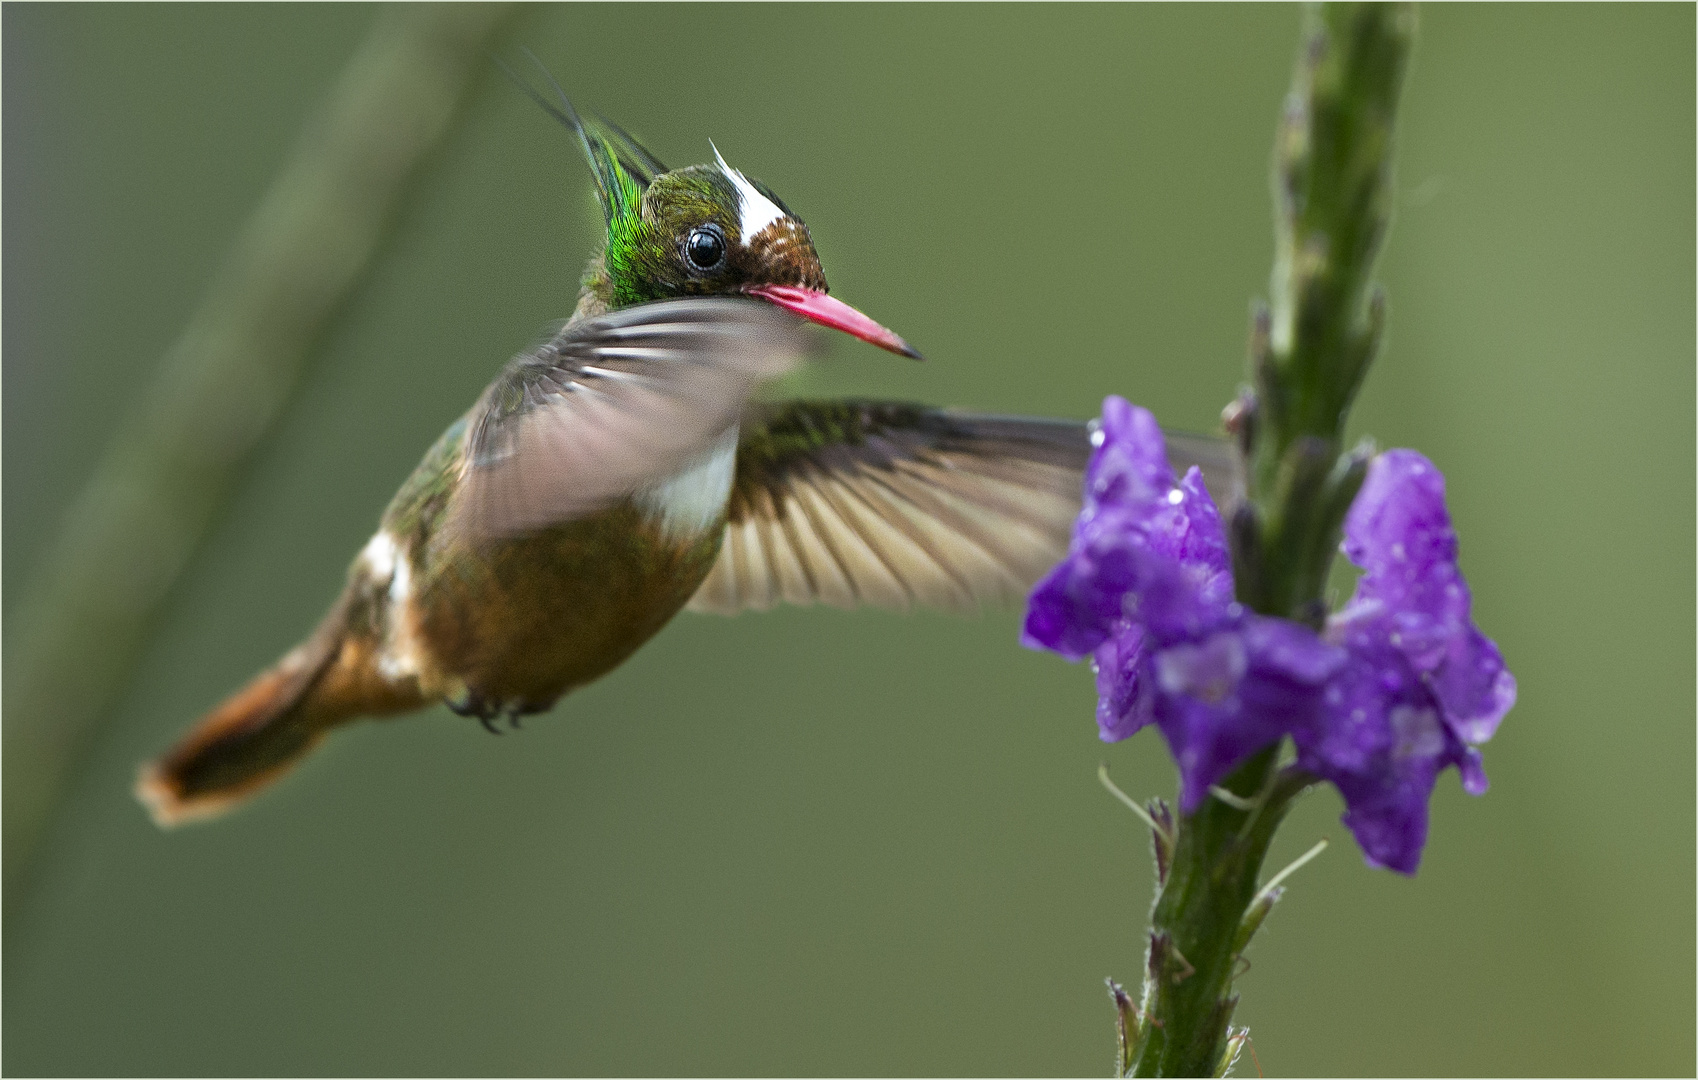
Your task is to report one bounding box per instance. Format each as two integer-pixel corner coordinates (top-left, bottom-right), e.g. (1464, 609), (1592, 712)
(499, 53), (666, 229)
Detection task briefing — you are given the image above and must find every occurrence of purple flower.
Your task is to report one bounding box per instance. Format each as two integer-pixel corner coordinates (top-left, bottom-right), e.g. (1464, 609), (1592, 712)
(1020, 398), (1201, 660)
(1144, 616), (1344, 815)
(1294, 450), (1518, 873)
(1023, 399), (1515, 872)
(1023, 397), (1344, 813)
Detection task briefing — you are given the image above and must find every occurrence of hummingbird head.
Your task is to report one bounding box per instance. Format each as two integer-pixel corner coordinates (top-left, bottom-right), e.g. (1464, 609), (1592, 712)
(506, 61), (920, 358)
(588, 147), (818, 300)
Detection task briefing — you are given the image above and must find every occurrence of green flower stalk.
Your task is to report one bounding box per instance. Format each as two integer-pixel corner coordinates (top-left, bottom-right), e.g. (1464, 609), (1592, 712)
(1129, 6), (1415, 1072)
(1019, 5), (1499, 1076)
(1235, 1), (1415, 625)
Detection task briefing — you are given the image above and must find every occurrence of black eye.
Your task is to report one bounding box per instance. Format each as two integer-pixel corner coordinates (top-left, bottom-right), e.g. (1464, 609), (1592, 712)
(684, 225), (727, 272)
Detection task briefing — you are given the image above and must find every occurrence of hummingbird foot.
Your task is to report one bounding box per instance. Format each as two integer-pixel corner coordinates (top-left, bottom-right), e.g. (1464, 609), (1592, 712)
(445, 686), (506, 733)
(444, 686), (555, 734)
(504, 698), (554, 730)
(445, 684), (554, 734)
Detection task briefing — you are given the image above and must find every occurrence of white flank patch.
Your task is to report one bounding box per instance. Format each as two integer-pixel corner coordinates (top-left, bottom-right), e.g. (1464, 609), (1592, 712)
(712, 141), (786, 244)
(359, 531), (398, 581)
(387, 542), (412, 606)
(636, 426), (739, 540)
(361, 529), (423, 683)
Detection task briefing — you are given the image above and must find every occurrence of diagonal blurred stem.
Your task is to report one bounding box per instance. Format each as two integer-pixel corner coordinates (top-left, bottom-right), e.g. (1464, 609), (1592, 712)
(2, 3), (516, 899)
(1123, 5), (1414, 1075)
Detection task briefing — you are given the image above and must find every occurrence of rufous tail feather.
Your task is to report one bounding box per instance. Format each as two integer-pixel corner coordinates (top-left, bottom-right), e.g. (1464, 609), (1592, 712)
(136, 593), (423, 827)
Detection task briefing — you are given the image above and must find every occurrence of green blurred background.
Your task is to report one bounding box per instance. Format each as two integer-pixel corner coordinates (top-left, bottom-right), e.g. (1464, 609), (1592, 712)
(4, 4), (1692, 1075)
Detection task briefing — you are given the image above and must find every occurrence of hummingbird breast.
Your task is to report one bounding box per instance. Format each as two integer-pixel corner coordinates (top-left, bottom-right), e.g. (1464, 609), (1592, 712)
(378, 449), (734, 718)
(632, 426), (740, 541)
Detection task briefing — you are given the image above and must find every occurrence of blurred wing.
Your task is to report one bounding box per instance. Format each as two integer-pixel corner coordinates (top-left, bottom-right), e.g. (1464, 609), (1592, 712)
(688, 400), (1237, 616)
(456, 298), (815, 538)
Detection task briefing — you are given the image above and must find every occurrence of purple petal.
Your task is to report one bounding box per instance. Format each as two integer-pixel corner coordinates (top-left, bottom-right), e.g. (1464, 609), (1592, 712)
(1241, 616), (1347, 685)
(1343, 450), (1463, 623)
(1429, 627), (1518, 745)
(1094, 621), (1154, 742)
(1132, 471), (1235, 641)
(1154, 631), (1250, 702)
(1155, 694), (1285, 814)
(1023, 553), (1117, 660)
(1340, 450), (1522, 729)
(1148, 620), (1338, 812)
(1303, 697), (1453, 874)
(1022, 505), (1155, 659)
(1296, 650), (1486, 874)
(1025, 401), (1231, 661)
(1458, 747), (1489, 796)
(1153, 468), (1231, 573)
(1086, 396), (1174, 511)
(1150, 632), (1258, 810)
(1336, 777), (1432, 874)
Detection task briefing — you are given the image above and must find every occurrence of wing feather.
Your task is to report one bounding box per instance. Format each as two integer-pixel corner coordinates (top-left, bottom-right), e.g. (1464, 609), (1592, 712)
(764, 490), (817, 607)
(808, 472), (913, 609)
(782, 476), (859, 608)
(688, 400), (1238, 616)
(453, 298), (815, 538)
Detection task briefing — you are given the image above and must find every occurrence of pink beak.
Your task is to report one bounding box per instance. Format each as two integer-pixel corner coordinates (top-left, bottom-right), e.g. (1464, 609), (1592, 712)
(744, 283), (923, 360)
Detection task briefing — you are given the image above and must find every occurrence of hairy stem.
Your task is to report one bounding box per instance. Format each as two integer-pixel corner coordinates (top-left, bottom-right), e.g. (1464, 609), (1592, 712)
(1122, 6), (1413, 1075)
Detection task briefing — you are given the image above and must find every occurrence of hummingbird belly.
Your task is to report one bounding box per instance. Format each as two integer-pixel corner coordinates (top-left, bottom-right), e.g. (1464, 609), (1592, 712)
(403, 494), (727, 718)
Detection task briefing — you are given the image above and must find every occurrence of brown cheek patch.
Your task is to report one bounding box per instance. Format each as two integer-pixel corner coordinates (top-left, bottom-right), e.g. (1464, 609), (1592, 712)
(742, 219), (826, 291)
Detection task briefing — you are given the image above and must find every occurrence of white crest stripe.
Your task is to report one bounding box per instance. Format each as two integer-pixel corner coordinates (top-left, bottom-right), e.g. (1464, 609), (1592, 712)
(711, 140), (786, 244)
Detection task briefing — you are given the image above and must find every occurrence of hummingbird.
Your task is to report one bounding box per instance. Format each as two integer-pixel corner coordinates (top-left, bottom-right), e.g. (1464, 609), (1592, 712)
(137, 78), (1232, 827)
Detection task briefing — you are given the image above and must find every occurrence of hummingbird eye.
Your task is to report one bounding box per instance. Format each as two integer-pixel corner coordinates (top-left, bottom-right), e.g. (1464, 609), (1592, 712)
(683, 225), (727, 272)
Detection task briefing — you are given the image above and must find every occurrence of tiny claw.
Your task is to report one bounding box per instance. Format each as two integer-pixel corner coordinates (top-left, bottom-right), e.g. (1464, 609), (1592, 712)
(507, 713), (523, 731)
(479, 716), (502, 736)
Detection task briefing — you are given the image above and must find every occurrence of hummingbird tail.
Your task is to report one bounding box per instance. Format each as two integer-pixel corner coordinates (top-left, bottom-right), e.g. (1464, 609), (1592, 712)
(136, 594), (423, 827)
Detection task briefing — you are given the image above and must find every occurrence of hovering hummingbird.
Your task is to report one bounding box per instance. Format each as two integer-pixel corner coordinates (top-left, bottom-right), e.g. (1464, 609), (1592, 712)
(137, 78), (1231, 827)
